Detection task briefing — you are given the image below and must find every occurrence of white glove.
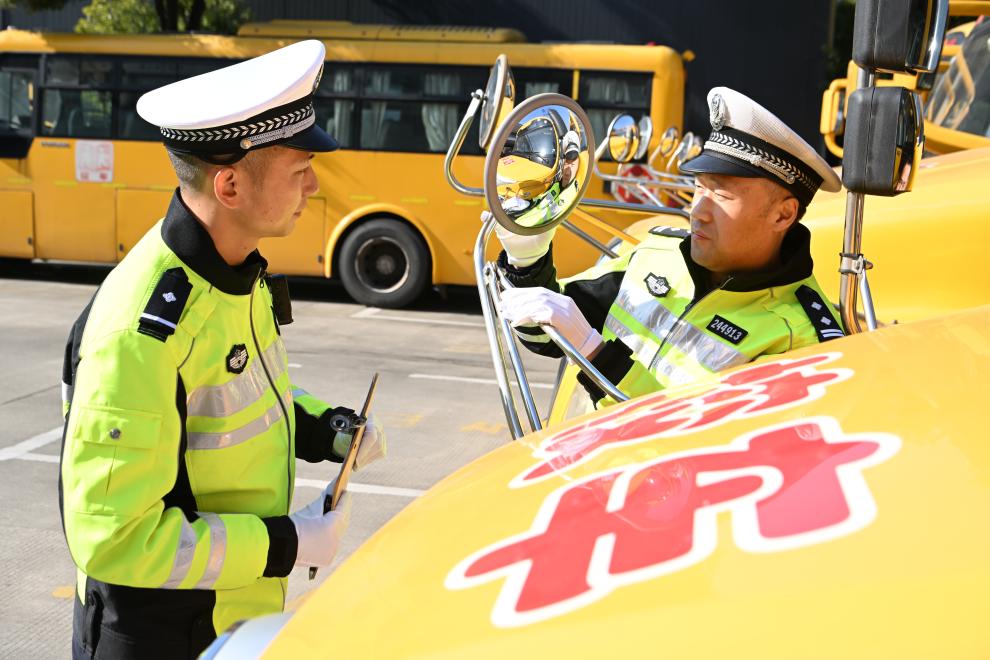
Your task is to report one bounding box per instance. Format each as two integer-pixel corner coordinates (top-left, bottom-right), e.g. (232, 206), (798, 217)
(482, 210), (556, 268)
(499, 287), (604, 358)
(290, 480), (352, 568)
(332, 413), (386, 471)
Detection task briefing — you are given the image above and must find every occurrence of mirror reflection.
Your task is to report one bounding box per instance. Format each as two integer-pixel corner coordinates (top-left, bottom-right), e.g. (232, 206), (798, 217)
(606, 114), (639, 163)
(893, 90), (923, 192)
(495, 103), (590, 229)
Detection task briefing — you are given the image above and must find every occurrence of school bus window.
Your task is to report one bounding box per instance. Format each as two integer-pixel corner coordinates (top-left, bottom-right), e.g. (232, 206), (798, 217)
(45, 56), (114, 87)
(117, 91), (159, 140)
(513, 67), (573, 98)
(313, 97), (356, 148)
(118, 58), (180, 89)
(42, 88), (112, 138)
(927, 21), (990, 137)
(0, 70), (35, 133)
(580, 71), (651, 150)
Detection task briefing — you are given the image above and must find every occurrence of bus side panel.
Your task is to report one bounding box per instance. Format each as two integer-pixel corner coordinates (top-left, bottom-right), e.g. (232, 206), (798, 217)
(30, 139), (116, 262)
(115, 188), (171, 256)
(0, 188), (34, 259)
(260, 196), (326, 276)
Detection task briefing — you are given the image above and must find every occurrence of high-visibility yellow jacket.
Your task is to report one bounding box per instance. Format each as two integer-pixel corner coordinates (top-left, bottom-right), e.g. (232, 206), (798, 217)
(503, 224), (844, 405)
(60, 192), (348, 660)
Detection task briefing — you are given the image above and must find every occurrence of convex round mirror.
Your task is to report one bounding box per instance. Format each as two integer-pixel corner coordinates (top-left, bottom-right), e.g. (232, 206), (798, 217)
(635, 116), (653, 160)
(485, 93), (595, 236)
(479, 54), (516, 151)
(605, 114), (640, 163)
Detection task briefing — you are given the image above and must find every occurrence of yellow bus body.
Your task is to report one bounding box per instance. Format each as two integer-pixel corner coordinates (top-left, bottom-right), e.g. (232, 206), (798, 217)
(0, 26), (683, 306)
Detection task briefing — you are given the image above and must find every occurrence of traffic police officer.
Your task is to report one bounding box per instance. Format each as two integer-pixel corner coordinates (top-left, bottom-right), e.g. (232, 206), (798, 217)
(59, 40), (385, 659)
(496, 87), (845, 405)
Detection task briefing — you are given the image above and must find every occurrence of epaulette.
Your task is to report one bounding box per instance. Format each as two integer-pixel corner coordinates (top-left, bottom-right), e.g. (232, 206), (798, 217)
(137, 267), (192, 342)
(648, 225), (690, 239)
(794, 285), (845, 342)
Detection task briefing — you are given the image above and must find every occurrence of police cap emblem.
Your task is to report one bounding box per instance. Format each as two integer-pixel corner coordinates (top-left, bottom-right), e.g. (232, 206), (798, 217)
(709, 93), (727, 131)
(644, 273), (671, 298)
(226, 344), (249, 374)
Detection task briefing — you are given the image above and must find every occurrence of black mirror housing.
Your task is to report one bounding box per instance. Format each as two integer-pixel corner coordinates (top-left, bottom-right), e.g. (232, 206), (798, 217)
(852, 0), (947, 73)
(842, 86), (923, 196)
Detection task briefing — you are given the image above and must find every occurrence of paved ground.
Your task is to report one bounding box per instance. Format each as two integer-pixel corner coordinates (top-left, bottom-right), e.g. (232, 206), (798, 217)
(0, 261), (558, 659)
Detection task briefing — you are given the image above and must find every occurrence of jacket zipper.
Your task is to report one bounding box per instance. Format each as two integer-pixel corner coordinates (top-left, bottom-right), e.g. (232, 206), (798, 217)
(649, 276), (734, 371)
(249, 269), (293, 515)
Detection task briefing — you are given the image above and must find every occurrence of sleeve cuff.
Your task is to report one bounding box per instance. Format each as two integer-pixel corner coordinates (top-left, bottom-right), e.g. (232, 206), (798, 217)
(262, 516), (298, 578)
(497, 245), (558, 290)
(576, 339), (634, 402)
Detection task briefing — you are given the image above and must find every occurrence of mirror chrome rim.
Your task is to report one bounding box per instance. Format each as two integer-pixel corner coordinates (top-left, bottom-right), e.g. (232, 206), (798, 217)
(604, 113), (639, 164)
(635, 116), (653, 160)
(484, 93), (596, 237)
(479, 54), (510, 151)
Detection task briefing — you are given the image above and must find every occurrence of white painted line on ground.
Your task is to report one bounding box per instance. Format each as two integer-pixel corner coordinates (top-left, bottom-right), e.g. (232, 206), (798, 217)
(288, 363), (302, 368)
(295, 477), (424, 498)
(409, 373), (553, 389)
(0, 426), (62, 461)
(19, 453), (60, 464)
(351, 306), (480, 328)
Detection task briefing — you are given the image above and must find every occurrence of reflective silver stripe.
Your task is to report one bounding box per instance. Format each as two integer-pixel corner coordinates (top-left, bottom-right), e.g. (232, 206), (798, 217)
(195, 513), (227, 589)
(187, 400), (285, 450)
(292, 387), (309, 399)
(613, 284), (748, 373)
(161, 518), (198, 589)
(187, 340), (287, 418)
(140, 313), (177, 329)
(605, 313), (654, 365)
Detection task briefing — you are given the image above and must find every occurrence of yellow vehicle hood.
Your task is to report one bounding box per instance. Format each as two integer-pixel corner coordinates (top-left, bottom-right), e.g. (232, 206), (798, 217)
(804, 146), (990, 323)
(268, 306), (989, 658)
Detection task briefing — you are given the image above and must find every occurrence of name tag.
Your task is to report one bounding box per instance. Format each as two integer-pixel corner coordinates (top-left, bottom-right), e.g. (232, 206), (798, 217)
(706, 315), (748, 345)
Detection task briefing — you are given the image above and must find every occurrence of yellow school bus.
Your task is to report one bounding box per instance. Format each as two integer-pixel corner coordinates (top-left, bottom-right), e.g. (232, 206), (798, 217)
(820, 6), (990, 158)
(0, 21), (684, 307)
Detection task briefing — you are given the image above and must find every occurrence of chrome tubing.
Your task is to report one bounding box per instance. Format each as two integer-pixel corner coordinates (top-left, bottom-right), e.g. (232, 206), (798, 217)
(541, 325), (630, 403)
(839, 190), (866, 335)
(858, 265), (878, 331)
(561, 220), (619, 259)
(593, 167), (695, 192)
(634, 183), (666, 208)
(484, 264), (543, 434)
(444, 89), (484, 197)
(474, 217), (523, 438)
(494, 269), (629, 404)
(580, 195), (690, 218)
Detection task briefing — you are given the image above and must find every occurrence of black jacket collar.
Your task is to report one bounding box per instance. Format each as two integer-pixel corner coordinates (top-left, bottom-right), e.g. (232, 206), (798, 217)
(160, 189), (267, 296)
(680, 223), (814, 298)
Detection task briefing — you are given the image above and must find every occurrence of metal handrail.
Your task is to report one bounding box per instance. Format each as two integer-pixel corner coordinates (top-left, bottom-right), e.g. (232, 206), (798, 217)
(444, 89), (485, 197)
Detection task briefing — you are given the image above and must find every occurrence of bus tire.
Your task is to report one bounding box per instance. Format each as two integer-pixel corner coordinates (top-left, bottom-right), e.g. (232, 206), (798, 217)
(337, 218), (430, 309)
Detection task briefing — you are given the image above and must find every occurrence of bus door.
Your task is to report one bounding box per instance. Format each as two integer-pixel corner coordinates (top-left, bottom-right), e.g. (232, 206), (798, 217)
(0, 54), (38, 259)
(33, 55), (117, 263)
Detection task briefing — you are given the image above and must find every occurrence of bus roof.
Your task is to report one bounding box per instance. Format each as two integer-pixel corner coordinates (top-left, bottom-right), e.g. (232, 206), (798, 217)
(0, 29), (681, 72)
(236, 20), (527, 43)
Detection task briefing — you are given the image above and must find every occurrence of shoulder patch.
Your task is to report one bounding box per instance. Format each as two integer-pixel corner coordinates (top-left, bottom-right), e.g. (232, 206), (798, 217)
(649, 225), (690, 239)
(795, 285), (845, 342)
(137, 267), (192, 342)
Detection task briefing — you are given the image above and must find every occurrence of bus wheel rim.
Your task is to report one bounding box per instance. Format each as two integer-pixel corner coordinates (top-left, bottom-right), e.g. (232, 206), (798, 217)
(354, 236), (410, 294)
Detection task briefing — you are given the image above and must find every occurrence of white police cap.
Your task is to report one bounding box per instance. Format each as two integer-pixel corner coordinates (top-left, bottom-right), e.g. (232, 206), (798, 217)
(681, 87), (841, 207)
(137, 39), (336, 162)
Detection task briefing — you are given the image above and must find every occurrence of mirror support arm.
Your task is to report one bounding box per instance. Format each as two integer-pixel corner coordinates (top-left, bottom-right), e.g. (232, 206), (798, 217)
(483, 264), (544, 434)
(475, 217), (524, 438)
(561, 220), (619, 258)
(444, 89), (485, 197)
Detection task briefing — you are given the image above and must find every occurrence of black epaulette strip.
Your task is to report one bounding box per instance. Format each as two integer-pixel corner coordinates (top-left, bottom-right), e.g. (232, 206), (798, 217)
(649, 225), (690, 239)
(795, 285), (845, 342)
(137, 267), (192, 342)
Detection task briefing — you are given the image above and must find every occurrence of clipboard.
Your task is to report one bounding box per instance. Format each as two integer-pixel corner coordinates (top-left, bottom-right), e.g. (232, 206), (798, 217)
(309, 372), (379, 580)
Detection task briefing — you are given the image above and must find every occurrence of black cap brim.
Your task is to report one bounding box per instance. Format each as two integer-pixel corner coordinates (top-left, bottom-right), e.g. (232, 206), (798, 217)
(283, 124), (339, 153)
(679, 151), (765, 179)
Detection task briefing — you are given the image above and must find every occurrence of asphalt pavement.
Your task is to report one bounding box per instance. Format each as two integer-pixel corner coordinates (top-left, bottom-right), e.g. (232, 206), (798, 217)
(0, 261), (558, 659)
